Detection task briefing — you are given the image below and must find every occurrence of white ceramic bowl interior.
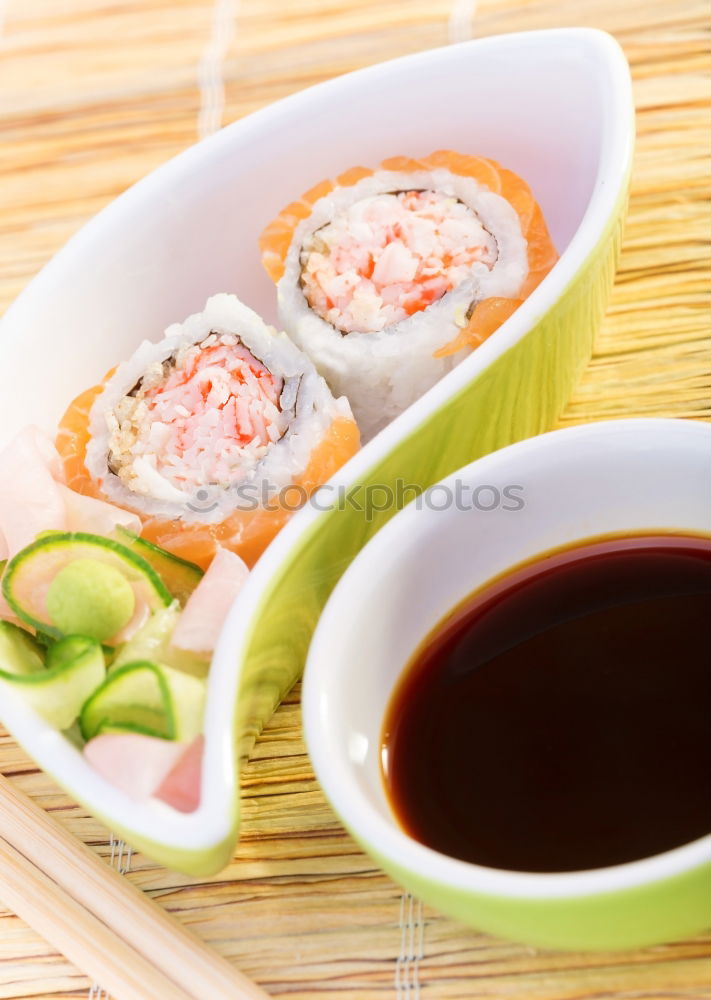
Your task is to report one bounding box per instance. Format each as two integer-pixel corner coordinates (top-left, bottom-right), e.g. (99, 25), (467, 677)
(304, 418), (711, 900)
(0, 28), (633, 861)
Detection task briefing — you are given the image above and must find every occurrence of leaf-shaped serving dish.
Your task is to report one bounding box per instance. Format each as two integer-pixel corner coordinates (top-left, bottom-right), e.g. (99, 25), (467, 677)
(0, 28), (633, 874)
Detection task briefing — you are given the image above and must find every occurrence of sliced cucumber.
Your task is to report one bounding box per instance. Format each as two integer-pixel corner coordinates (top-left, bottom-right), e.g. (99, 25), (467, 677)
(0, 630), (105, 730)
(2, 533), (173, 640)
(80, 661), (174, 741)
(0, 620), (44, 676)
(46, 634), (97, 672)
(80, 659), (205, 743)
(112, 605), (209, 678)
(115, 528), (203, 604)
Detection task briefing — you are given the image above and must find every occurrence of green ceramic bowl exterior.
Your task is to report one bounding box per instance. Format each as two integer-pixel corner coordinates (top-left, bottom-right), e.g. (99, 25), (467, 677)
(303, 416), (711, 952)
(98, 813), (240, 879)
(0, 26), (637, 884)
(4, 181), (627, 884)
(0, 26), (636, 883)
(365, 843), (711, 952)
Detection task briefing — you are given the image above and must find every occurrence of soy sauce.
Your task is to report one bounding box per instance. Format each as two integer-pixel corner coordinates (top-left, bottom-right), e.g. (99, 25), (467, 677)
(381, 535), (711, 872)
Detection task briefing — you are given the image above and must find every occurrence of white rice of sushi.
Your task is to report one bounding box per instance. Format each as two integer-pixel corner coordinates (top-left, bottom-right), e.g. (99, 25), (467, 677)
(277, 168), (529, 440)
(85, 294), (353, 524)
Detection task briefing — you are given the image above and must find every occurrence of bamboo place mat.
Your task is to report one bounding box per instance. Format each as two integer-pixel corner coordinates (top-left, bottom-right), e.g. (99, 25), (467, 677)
(0, 1), (710, 997)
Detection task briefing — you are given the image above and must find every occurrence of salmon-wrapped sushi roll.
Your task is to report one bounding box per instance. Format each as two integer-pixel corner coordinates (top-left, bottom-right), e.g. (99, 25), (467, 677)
(260, 151), (558, 440)
(56, 294), (359, 569)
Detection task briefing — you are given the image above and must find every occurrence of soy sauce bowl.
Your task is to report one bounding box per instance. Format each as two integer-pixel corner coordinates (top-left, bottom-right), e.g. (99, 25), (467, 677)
(303, 418), (711, 951)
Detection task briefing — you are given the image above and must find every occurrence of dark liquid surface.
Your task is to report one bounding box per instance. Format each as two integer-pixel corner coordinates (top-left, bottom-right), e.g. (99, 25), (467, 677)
(382, 535), (711, 872)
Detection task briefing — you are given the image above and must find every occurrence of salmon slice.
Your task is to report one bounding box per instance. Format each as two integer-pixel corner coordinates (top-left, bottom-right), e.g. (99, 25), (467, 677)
(433, 298), (522, 358)
(56, 380), (109, 497)
(259, 149), (558, 352)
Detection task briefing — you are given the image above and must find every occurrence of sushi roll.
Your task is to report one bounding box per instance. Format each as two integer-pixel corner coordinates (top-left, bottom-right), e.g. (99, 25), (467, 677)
(56, 294), (359, 568)
(260, 152), (558, 439)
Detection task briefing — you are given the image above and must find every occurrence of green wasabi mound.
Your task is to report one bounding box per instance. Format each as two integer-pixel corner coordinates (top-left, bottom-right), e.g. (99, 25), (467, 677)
(46, 558), (135, 642)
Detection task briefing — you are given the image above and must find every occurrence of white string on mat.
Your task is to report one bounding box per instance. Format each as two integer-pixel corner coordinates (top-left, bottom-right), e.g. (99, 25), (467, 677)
(87, 834), (133, 1000)
(448, 0), (477, 43)
(396, 892), (425, 999)
(110, 832), (134, 876)
(198, 0), (240, 140)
